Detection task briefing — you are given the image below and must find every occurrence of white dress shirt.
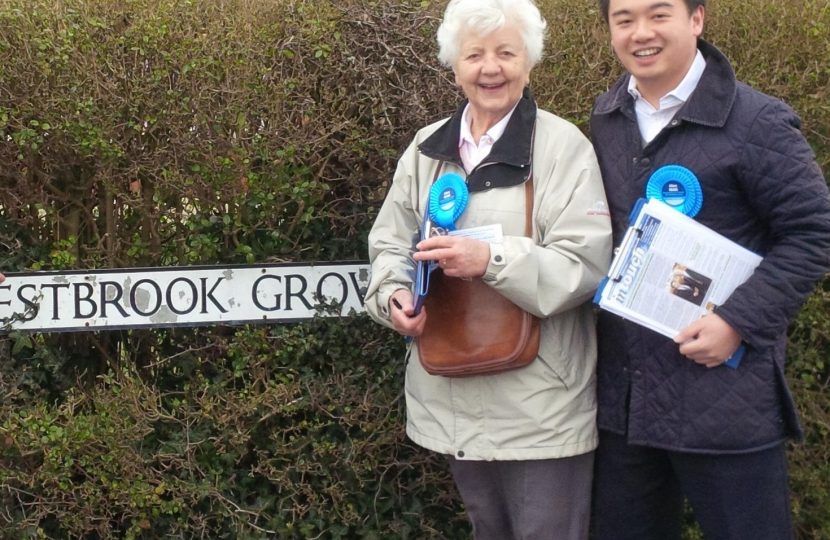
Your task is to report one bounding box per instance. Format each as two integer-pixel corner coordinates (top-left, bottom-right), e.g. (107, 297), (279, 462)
(628, 50), (706, 144)
(458, 102), (519, 173)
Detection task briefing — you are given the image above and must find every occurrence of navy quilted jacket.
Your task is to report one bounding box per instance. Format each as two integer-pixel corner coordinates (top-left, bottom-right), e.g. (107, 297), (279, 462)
(590, 39), (830, 454)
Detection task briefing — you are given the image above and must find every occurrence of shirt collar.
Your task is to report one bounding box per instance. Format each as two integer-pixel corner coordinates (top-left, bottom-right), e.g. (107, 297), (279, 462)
(419, 87), (537, 170)
(418, 88), (537, 192)
(592, 39), (737, 129)
(458, 101), (518, 148)
(627, 49), (707, 108)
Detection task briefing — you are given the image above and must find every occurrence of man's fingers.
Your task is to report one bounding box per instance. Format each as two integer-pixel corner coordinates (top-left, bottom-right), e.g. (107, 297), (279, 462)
(674, 319), (703, 344)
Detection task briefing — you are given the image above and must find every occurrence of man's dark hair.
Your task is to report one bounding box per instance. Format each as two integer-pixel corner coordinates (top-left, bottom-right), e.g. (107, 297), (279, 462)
(599, 0), (706, 23)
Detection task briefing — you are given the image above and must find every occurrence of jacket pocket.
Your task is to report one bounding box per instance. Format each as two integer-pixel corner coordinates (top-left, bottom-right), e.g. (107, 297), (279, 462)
(536, 310), (595, 391)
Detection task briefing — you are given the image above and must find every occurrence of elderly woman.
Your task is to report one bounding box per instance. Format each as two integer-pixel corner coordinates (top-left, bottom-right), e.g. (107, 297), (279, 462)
(364, 0), (612, 538)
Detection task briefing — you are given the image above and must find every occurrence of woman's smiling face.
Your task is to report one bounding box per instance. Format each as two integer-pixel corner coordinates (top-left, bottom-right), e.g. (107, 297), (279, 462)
(453, 23), (531, 130)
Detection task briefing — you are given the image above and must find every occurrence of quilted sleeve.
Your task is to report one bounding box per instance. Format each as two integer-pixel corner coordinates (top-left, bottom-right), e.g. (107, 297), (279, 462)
(715, 99), (830, 351)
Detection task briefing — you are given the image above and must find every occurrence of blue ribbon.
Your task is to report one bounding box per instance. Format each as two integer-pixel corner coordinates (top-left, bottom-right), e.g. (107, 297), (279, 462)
(429, 173), (469, 230)
(646, 165), (703, 218)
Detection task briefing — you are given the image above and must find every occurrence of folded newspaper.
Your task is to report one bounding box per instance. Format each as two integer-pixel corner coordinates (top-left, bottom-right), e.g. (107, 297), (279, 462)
(594, 198), (762, 367)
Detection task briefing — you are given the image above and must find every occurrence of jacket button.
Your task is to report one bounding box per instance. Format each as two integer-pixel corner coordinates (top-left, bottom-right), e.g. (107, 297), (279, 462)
(485, 181), (491, 187)
(495, 255), (503, 263)
(633, 370), (643, 378)
(632, 157), (638, 164)
(670, 119), (679, 126)
(641, 158), (651, 166)
(457, 451), (465, 458)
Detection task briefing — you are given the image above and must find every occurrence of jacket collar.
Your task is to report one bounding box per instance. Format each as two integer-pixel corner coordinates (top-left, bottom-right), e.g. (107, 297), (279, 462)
(418, 88), (537, 170)
(593, 39), (736, 128)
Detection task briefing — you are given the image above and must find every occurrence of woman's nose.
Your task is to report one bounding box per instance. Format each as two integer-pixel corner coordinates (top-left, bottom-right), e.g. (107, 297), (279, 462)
(482, 53), (500, 73)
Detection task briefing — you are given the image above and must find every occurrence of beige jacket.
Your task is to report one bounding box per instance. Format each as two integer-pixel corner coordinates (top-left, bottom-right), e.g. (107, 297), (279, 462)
(365, 103), (612, 461)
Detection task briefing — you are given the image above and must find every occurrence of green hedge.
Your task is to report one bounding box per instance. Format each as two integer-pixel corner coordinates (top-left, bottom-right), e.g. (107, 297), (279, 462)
(0, 0), (828, 538)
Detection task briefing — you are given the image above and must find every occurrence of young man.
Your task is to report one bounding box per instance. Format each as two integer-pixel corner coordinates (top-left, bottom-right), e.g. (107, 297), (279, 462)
(590, 0), (830, 539)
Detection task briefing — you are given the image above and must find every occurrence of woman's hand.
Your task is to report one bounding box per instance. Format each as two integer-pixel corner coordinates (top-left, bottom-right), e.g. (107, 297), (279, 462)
(389, 289), (427, 337)
(413, 235), (490, 278)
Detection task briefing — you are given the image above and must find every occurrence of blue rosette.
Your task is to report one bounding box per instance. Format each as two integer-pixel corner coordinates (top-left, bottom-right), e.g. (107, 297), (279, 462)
(646, 165), (703, 217)
(429, 173), (469, 230)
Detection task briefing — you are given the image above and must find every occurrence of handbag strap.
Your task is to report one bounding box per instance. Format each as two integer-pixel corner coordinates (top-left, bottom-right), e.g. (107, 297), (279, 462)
(524, 121), (536, 238)
(523, 171), (533, 238)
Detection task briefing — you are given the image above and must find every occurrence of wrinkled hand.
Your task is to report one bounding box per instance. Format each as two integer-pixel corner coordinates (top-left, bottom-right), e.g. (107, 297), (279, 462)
(412, 235), (490, 279)
(674, 314), (743, 369)
(389, 289), (427, 337)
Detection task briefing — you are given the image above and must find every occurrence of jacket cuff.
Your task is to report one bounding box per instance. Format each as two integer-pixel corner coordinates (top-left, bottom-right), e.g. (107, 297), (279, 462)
(483, 243), (506, 281)
(378, 285), (408, 320)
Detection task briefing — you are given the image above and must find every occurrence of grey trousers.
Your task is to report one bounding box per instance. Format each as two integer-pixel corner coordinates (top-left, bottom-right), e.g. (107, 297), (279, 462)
(448, 452), (594, 540)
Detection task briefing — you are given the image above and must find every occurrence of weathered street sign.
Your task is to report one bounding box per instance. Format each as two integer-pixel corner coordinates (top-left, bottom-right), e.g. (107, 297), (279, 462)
(0, 262), (371, 333)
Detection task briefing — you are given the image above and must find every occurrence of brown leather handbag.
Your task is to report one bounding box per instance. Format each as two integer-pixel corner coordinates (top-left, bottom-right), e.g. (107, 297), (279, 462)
(417, 178), (541, 377)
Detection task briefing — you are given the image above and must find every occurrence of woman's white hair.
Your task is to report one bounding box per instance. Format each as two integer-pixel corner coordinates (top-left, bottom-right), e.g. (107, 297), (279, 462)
(436, 0), (547, 69)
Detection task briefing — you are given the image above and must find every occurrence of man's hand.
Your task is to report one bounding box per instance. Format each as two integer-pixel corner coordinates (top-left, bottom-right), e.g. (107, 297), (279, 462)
(412, 235), (490, 278)
(389, 289), (427, 337)
(674, 314), (743, 368)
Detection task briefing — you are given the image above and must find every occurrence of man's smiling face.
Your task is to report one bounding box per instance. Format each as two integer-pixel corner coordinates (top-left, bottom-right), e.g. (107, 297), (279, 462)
(608, 0), (704, 104)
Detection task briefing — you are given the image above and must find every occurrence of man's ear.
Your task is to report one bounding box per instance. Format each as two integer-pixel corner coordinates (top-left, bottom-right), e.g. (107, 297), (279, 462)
(691, 6), (705, 36)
